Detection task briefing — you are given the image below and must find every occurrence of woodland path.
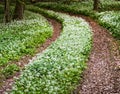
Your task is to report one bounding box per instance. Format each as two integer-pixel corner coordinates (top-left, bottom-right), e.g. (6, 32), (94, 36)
(73, 15), (120, 94)
(0, 18), (62, 94)
(0, 12), (120, 94)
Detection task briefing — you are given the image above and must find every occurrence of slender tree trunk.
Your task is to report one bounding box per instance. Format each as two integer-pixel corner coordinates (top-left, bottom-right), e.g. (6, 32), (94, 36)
(4, 0), (10, 23)
(13, 0), (24, 20)
(93, 0), (99, 10)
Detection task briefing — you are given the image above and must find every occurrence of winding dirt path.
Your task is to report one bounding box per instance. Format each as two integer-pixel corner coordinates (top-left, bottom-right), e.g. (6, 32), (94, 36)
(0, 11), (120, 94)
(73, 15), (120, 94)
(0, 18), (62, 94)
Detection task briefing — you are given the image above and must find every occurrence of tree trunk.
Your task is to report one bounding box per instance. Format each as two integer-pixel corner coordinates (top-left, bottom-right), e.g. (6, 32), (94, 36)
(31, 0), (36, 3)
(4, 0), (10, 23)
(93, 0), (99, 10)
(13, 0), (24, 20)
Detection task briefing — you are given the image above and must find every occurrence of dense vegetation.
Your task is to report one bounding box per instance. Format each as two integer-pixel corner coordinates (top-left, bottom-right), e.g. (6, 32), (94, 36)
(35, 0), (120, 39)
(0, 0), (120, 93)
(0, 5), (4, 22)
(98, 11), (120, 39)
(11, 6), (92, 94)
(99, 0), (120, 11)
(0, 10), (53, 79)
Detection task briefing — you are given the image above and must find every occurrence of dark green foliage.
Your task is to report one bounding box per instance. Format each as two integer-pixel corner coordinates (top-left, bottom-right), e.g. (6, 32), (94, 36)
(0, 5), (15, 23)
(35, 2), (97, 18)
(11, 6), (92, 94)
(35, 1), (120, 40)
(0, 5), (4, 14)
(0, 11), (53, 78)
(99, 0), (120, 11)
(0, 5), (4, 22)
(1, 64), (19, 78)
(97, 11), (120, 39)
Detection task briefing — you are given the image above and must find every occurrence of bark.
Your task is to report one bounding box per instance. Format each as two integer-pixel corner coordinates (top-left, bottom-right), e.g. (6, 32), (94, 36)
(4, 0), (10, 23)
(93, 0), (99, 10)
(31, 0), (36, 3)
(13, 0), (24, 20)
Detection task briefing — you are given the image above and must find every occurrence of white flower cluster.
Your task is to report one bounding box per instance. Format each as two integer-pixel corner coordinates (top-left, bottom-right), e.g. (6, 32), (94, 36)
(98, 11), (120, 39)
(0, 11), (53, 66)
(11, 8), (92, 94)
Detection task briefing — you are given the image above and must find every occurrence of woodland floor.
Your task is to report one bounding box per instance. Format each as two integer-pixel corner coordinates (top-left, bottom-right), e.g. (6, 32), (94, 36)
(0, 13), (120, 94)
(74, 15), (120, 94)
(0, 18), (62, 94)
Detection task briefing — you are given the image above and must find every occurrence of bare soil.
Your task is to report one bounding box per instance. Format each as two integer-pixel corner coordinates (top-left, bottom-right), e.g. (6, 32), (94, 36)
(0, 18), (62, 94)
(0, 12), (120, 94)
(73, 15), (120, 94)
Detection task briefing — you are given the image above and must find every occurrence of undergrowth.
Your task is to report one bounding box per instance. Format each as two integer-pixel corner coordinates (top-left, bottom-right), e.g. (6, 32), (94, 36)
(0, 11), (53, 79)
(35, 1), (120, 39)
(11, 6), (92, 94)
